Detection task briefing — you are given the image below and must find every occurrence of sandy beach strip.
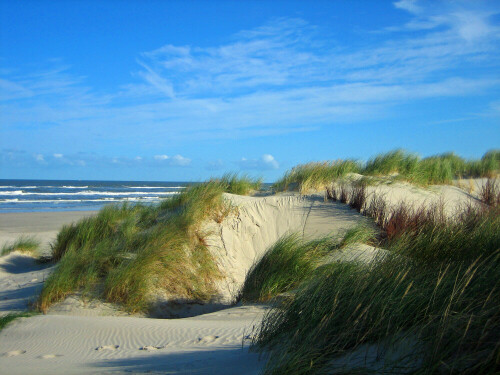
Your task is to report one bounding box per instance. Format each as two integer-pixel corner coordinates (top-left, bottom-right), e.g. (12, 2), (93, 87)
(0, 210), (97, 251)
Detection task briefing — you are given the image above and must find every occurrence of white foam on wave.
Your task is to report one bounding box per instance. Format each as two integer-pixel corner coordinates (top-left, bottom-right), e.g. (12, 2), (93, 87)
(0, 197), (165, 204)
(0, 191), (179, 196)
(125, 186), (186, 189)
(0, 190), (24, 195)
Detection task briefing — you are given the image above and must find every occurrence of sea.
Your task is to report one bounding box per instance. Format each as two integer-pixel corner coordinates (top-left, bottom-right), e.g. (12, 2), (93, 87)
(0, 179), (189, 213)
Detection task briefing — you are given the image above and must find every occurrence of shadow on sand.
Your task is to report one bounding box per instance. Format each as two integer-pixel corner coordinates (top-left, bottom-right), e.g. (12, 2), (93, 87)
(91, 346), (265, 375)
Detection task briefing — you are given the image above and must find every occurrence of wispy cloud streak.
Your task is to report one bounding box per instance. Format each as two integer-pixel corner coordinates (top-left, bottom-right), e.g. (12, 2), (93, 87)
(1, 1), (499, 155)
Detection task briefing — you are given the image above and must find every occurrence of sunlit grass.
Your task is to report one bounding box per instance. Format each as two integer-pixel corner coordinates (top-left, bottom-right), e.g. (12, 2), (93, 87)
(239, 234), (335, 303)
(274, 149), (499, 193)
(38, 176), (256, 313)
(273, 160), (361, 193)
(1, 236), (40, 256)
(220, 173), (262, 195)
(252, 203), (500, 375)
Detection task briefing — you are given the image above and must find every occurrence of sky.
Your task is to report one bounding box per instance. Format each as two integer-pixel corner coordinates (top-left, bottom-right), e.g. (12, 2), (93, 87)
(1, 0), (499, 182)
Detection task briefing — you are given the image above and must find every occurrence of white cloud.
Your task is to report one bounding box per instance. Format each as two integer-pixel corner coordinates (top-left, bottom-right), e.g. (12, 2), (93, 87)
(2, 151), (194, 169)
(262, 154), (279, 169)
(239, 154), (280, 170)
(1, 6), (499, 149)
(154, 154), (169, 160)
(392, 0), (500, 42)
(170, 154), (191, 166)
(394, 0), (422, 15)
(34, 154), (45, 162)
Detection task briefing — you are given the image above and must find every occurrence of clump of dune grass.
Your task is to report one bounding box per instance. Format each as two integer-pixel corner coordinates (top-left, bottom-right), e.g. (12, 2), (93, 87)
(38, 177), (249, 313)
(50, 204), (141, 262)
(363, 149), (420, 177)
(239, 234), (335, 302)
(480, 178), (500, 207)
(273, 160), (361, 193)
(275, 149), (499, 195)
(348, 181), (367, 211)
(219, 173), (262, 195)
(382, 200), (446, 240)
(362, 150), (466, 185)
(1, 236), (40, 256)
(0, 311), (37, 331)
(474, 149), (500, 177)
(253, 204), (500, 374)
(339, 223), (378, 248)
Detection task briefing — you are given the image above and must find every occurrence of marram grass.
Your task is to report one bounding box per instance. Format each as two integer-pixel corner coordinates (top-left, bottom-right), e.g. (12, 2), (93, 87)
(239, 234), (335, 303)
(273, 160), (361, 193)
(220, 173), (262, 195)
(339, 223), (378, 248)
(274, 149), (499, 192)
(252, 204), (500, 375)
(1, 235), (40, 256)
(38, 176), (256, 313)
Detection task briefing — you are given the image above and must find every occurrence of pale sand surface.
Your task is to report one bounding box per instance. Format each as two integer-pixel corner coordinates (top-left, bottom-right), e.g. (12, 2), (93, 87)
(0, 183), (479, 374)
(0, 210), (97, 252)
(0, 305), (269, 375)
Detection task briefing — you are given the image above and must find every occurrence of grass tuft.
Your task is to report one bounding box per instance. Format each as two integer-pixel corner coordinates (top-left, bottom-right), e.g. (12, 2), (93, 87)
(1, 236), (40, 256)
(239, 234), (335, 302)
(480, 178), (500, 207)
(363, 149), (420, 177)
(348, 181), (367, 211)
(339, 223), (378, 248)
(273, 160), (361, 193)
(219, 173), (262, 195)
(0, 311), (37, 331)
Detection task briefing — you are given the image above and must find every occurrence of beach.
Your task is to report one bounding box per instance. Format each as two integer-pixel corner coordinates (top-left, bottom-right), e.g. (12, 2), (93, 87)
(0, 191), (365, 374)
(0, 211), (97, 252)
(0, 173), (497, 374)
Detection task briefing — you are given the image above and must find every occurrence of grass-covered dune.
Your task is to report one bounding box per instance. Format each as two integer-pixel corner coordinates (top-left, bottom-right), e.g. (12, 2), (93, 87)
(274, 149), (499, 193)
(247, 188), (500, 374)
(38, 174), (261, 314)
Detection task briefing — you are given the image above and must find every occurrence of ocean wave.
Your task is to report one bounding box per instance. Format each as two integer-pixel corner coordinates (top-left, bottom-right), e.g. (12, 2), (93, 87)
(0, 197), (164, 204)
(0, 190), (24, 195)
(124, 186), (186, 189)
(0, 191), (179, 196)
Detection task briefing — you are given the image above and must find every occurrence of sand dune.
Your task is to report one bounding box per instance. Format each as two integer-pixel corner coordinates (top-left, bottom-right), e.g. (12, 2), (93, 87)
(0, 182), (480, 374)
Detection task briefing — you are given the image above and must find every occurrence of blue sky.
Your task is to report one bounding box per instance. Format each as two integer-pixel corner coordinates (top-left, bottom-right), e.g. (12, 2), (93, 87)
(1, 0), (499, 182)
